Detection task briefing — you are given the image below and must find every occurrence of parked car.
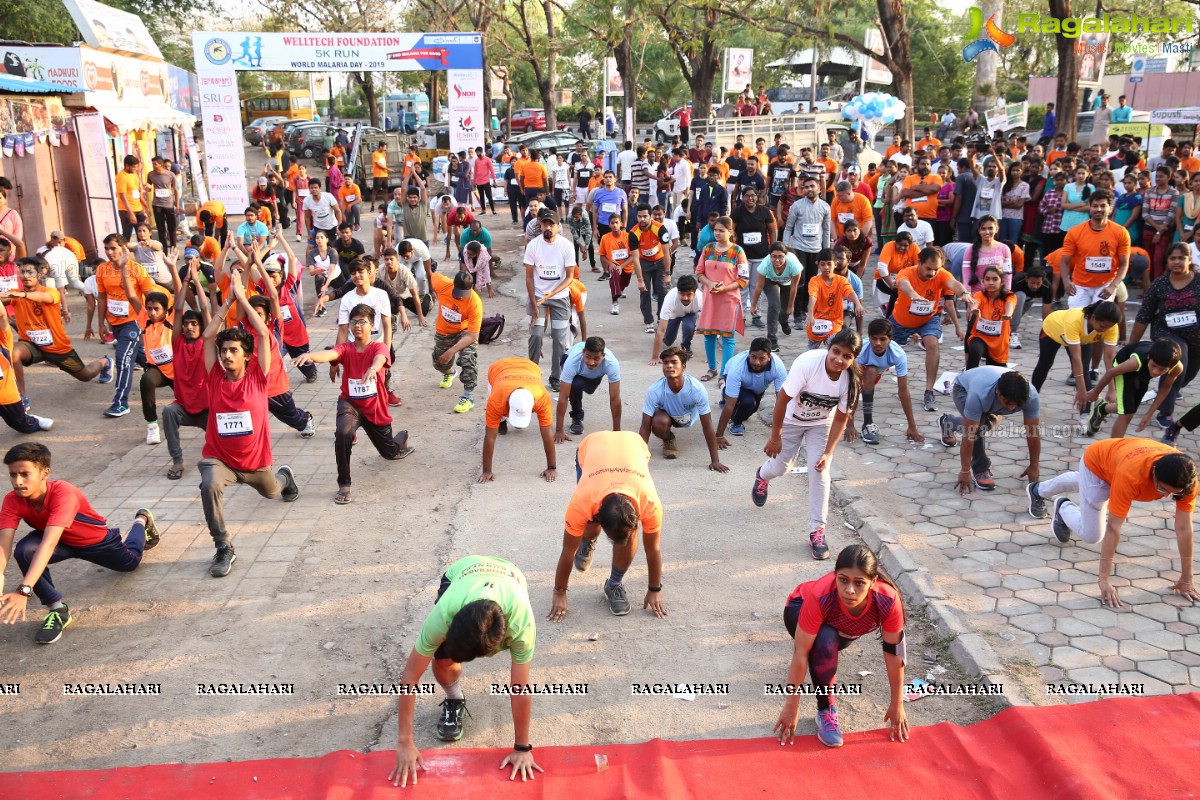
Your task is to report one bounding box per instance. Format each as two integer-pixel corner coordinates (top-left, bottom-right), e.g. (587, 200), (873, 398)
(288, 123), (345, 161)
(652, 107), (689, 143)
(503, 129), (586, 154)
(243, 116), (288, 146)
(505, 108), (571, 136)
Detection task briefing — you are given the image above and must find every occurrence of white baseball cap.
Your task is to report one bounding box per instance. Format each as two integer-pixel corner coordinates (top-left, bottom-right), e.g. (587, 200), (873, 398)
(507, 388), (535, 429)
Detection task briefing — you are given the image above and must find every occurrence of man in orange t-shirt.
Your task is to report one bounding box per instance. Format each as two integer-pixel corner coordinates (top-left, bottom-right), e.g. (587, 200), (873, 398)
(196, 200), (227, 246)
(1030, 437), (1199, 608)
(431, 270), (483, 415)
(338, 179), (363, 231)
(97, 234), (156, 417)
(901, 156), (943, 221)
(829, 183), (874, 240)
(1059, 190), (1130, 308)
(889, 247), (974, 410)
(6, 259), (110, 385)
(480, 357), (555, 483)
(806, 248), (863, 345)
(370, 142), (391, 210)
(548, 430), (664, 621)
(518, 152), (549, 206)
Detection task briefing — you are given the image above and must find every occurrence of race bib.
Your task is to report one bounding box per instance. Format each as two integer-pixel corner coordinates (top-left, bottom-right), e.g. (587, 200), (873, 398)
(348, 378), (377, 398)
(728, 169), (740, 177)
(149, 345), (173, 364)
(107, 298), (130, 317)
(641, 245), (661, 258)
(908, 298), (935, 316)
(792, 404), (824, 422)
(975, 318), (1003, 336)
(345, 195), (357, 203)
(280, 305), (293, 323)
(737, 262), (750, 280)
(602, 202), (618, 214)
(670, 413), (692, 426)
(298, 188), (310, 197)
(1085, 256), (1111, 274)
(538, 266), (563, 281)
(612, 248), (629, 261)
(450, 176), (459, 184)
(1166, 311), (1197, 328)
(811, 318), (833, 335)
(980, 188), (995, 200)
(510, 178), (520, 186)
(28, 329), (52, 347)
(0, 276), (17, 292)
(130, 189), (141, 200)
(154, 188), (172, 200)
(838, 213), (855, 223)
(441, 305), (463, 324)
(801, 223), (819, 237)
(216, 410), (253, 437)
(743, 232), (762, 245)
(579, 170), (591, 179)
(910, 195), (926, 203)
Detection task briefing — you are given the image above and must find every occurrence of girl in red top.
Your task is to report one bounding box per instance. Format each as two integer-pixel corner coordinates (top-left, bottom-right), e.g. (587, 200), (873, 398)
(293, 303), (414, 504)
(966, 266), (1016, 369)
(774, 545), (908, 749)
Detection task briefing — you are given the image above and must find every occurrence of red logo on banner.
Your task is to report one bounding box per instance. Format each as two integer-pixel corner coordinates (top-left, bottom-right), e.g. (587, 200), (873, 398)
(387, 48), (449, 65)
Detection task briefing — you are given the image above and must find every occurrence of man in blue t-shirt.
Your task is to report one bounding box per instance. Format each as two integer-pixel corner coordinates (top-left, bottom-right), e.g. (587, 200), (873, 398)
(590, 171), (628, 241)
(853, 318), (925, 447)
(639, 346), (726, 472)
(555, 337), (622, 439)
(715, 337), (787, 444)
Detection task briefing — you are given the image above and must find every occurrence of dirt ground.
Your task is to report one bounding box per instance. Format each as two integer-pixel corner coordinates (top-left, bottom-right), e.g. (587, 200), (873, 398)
(1, 160), (997, 776)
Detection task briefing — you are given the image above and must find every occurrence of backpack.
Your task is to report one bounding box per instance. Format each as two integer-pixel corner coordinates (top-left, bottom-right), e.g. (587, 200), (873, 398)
(478, 313), (505, 344)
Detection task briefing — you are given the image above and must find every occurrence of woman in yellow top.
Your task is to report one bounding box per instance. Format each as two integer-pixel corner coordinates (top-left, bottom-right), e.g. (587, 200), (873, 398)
(1030, 301), (1121, 412)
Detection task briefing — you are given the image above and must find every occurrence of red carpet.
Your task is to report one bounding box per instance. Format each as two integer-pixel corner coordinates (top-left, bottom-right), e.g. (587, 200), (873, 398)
(5, 694), (1197, 798)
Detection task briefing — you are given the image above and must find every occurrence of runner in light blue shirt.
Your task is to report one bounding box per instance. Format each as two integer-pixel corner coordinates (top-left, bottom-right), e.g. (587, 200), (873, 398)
(852, 317), (926, 447)
(716, 337), (788, 442)
(639, 345), (726, 471)
(556, 337), (623, 439)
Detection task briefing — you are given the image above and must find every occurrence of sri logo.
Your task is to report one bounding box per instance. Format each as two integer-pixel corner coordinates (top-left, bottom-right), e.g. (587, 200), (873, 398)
(963, 8), (1016, 62)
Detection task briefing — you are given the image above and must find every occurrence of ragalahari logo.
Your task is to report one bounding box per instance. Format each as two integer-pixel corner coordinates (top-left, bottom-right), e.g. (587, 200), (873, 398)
(963, 8), (1016, 62)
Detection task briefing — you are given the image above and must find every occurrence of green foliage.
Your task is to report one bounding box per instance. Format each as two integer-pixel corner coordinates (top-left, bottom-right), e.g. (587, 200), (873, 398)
(908, 0), (974, 116)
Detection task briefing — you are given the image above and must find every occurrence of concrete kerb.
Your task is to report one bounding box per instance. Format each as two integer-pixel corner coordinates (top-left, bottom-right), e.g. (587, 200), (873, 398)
(835, 489), (1033, 707)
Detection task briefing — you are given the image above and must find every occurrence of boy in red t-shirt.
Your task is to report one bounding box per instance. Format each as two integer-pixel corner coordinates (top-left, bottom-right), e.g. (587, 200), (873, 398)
(0, 442), (159, 644)
(294, 303), (415, 504)
(198, 267), (300, 578)
(162, 258), (211, 480)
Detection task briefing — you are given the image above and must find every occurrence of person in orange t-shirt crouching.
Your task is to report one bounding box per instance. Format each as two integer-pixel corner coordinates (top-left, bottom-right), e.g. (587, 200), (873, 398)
(479, 357), (555, 483)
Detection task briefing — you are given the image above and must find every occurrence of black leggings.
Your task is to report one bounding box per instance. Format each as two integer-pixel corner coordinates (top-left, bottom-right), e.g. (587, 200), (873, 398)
(140, 365), (173, 422)
(1030, 334), (1094, 392)
(783, 597), (854, 711)
(966, 336), (1004, 370)
(476, 183), (496, 213)
(153, 206), (177, 245)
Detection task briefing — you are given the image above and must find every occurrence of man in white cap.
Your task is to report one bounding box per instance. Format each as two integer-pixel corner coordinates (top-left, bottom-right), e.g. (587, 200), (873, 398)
(479, 357), (556, 483)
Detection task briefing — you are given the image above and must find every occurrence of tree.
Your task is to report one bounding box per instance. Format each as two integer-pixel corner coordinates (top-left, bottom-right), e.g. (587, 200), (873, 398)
(553, 0), (640, 138)
(1048, 0), (1079, 141)
(653, 0), (723, 120)
(971, 0), (1004, 113)
(493, 0), (561, 128)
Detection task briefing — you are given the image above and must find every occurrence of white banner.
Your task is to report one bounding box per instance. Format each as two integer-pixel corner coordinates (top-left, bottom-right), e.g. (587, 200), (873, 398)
(73, 111), (120, 253)
(62, 0), (163, 59)
(193, 32), (483, 73)
(1150, 107), (1200, 125)
(724, 48), (753, 95)
(447, 68), (485, 153)
(604, 57), (623, 97)
(196, 69), (248, 213)
(985, 101), (1029, 135)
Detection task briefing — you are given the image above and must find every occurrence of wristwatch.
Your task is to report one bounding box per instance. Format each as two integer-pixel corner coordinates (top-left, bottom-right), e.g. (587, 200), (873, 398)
(17, 584), (32, 598)
(514, 743), (534, 752)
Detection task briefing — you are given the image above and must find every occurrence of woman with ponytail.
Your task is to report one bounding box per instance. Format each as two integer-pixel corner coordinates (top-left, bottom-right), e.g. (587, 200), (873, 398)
(774, 544), (908, 748)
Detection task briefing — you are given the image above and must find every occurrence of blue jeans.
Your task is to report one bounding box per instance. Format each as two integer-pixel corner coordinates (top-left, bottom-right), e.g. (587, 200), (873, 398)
(111, 320), (145, 407)
(15, 525), (146, 605)
(664, 313), (696, 351)
(999, 217), (1023, 244)
(887, 316), (941, 345)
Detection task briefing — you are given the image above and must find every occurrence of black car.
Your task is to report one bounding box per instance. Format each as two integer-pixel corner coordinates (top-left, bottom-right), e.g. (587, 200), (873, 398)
(502, 129), (587, 154)
(287, 123), (343, 161)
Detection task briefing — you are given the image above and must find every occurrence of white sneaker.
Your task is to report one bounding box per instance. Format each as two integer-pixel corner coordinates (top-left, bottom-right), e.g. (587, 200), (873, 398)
(31, 415), (53, 431)
(610, 301), (619, 315)
(1010, 332), (1022, 350)
(146, 422), (161, 445)
(644, 323), (655, 334)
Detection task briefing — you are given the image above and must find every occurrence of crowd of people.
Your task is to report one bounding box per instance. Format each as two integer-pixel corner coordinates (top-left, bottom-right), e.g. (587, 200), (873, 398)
(0, 112), (1198, 787)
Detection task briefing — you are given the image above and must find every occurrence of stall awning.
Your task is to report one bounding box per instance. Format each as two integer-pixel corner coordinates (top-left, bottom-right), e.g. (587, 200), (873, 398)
(0, 74), (82, 94)
(95, 105), (196, 131)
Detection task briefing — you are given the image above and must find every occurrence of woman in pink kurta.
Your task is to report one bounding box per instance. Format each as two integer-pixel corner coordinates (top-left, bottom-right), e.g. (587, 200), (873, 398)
(695, 216), (748, 380)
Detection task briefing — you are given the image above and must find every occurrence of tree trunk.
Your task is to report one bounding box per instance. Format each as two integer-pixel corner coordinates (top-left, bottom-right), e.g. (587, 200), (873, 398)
(615, 2), (635, 143)
(1049, 0), (1078, 141)
(971, 0), (1003, 113)
(541, 0), (558, 129)
(352, 72), (380, 127)
(429, 72), (441, 124)
(876, 0), (914, 141)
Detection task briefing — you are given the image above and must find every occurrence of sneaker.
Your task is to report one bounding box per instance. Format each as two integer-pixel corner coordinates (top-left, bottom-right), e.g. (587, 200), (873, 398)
(315, 308), (327, 318)
(1086, 401), (1108, 436)
(30, 415), (53, 431)
(770, 340), (780, 353)
(730, 421), (745, 436)
(973, 470), (996, 491)
(861, 423), (881, 445)
(1026, 482), (1048, 520)
(574, 537), (597, 572)
(277, 465), (300, 502)
(751, 315), (764, 329)
(569, 419), (584, 435)
(809, 528), (830, 560)
(1010, 332), (1022, 350)
(436, 697), (470, 741)
(751, 468), (769, 507)
(439, 370), (457, 389)
(136, 508), (160, 549)
(101, 332), (115, 344)
(1051, 497), (1072, 543)
(938, 414), (958, 447)
(780, 318), (792, 336)
(610, 301), (620, 315)
(387, 391), (402, 407)
(97, 356), (114, 383)
(923, 389), (936, 412)
(453, 397), (474, 413)
(146, 422), (161, 445)
(35, 604), (72, 645)
(815, 707), (843, 747)
(300, 414), (316, 438)
(549, 377), (561, 393)
(1066, 374), (1076, 387)
(1088, 369), (1099, 384)
(644, 323), (655, 334)
(597, 272), (609, 282)
(1156, 413), (1175, 429)
(1163, 422), (1182, 445)
(209, 545), (237, 577)
(604, 581), (631, 616)
(305, 373), (318, 384)
(103, 403), (130, 418)
(662, 435), (679, 460)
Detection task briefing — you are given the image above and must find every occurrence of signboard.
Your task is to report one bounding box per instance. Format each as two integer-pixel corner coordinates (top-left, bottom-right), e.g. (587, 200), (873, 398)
(61, 0), (163, 60)
(447, 67), (485, 152)
(72, 111), (120, 252)
(1145, 57), (1169, 73)
(167, 65), (195, 114)
(724, 48), (753, 95)
(1077, 34), (1107, 86)
(193, 32), (483, 73)
(1129, 56), (1145, 84)
(196, 69), (248, 212)
(985, 101), (1028, 134)
(863, 30), (892, 85)
(0, 45), (172, 109)
(604, 57), (622, 97)
(1149, 107), (1200, 125)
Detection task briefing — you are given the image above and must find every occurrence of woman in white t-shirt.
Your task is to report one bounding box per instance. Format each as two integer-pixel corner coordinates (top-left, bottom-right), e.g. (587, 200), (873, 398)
(751, 329), (863, 560)
(961, 215), (1013, 293)
(306, 229), (336, 316)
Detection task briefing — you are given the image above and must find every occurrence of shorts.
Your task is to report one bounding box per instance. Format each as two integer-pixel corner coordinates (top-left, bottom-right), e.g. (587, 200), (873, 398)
(372, 177), (387, 192)
(22, 342), (85, 374)
(659, 411), (698, 429)
(1113, 372), (1150, 416)
(887, 316), (941, 345)
(1113, 281), (1128, 303)
(574, 187), (588, 205)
